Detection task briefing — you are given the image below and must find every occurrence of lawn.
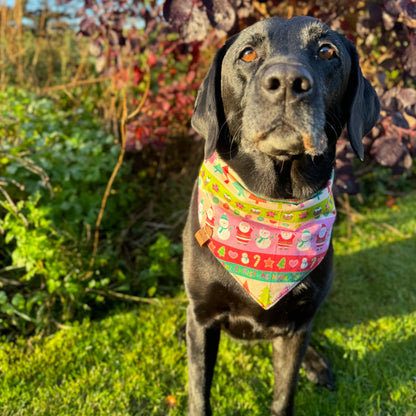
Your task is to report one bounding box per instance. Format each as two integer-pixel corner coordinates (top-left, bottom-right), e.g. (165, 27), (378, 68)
(0, 192), (415, 416)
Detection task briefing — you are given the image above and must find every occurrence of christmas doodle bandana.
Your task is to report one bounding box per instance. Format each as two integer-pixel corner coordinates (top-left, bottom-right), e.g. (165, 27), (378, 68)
(196, 152), (336, 310)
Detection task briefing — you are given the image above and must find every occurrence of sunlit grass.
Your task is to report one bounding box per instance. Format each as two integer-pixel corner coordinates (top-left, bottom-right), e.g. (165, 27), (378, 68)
(0, 192), (415, 415)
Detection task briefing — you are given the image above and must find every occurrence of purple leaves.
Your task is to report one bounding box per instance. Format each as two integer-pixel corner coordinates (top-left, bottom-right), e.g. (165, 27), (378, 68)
(205, 0), (236, 32)
(163, 0), (236, 41)
(371, 136), (412, 171)
(336, 86), (416, 195)
(79, 17), (97, 36)
(163, 0), (194, 26)
(368, 88), (416, 173)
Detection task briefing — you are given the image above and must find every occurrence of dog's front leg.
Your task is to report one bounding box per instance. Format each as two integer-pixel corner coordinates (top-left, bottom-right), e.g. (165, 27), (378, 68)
(270, 328), (310, 416)
(186, 305), (221, 416)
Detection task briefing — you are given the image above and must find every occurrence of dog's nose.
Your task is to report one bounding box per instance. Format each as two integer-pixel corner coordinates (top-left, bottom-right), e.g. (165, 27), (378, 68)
(261, 63), (314, 102)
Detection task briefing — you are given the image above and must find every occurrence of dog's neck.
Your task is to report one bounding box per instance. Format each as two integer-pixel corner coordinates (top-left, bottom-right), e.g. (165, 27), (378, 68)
(217, 149), (335, 201)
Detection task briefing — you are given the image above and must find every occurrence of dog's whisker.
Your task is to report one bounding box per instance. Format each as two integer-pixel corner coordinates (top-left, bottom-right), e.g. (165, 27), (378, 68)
(224, 110), (245, 158)
(326, 122), (338, 138)
(326, 111), (344, 134)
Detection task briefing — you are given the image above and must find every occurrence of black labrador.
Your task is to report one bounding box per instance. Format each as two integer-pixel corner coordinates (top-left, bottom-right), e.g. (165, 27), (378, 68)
(183, 16), (379, 416)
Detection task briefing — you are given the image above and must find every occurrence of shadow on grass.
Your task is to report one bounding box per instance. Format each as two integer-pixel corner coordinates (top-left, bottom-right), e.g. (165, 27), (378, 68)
(294, 236), (416, 414)
(207, 228), (416, 414)
(316, 236), (416, 330)
(294, 335), (416, 416)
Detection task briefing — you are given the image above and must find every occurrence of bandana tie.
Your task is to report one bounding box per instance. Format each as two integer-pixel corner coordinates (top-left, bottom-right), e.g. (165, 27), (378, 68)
(196, 152), (336, 310)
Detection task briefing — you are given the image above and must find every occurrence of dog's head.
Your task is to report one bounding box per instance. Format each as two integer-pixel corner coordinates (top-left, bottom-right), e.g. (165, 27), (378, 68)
(192, 16), (380, 162)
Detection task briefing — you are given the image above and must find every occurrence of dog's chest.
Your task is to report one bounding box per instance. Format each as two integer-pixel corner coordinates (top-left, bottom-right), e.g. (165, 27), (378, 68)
(205, 288), (308, 341)
(216, 307), (296, 340)
(221, 318), (285, 340)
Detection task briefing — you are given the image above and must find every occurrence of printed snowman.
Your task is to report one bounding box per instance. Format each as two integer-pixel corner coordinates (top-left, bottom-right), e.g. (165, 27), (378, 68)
(255, 228), (273, 249)
(236, 221), (253, 245)
(297, 230), (312, 251)
(301, 258), (308, 269)
(216, 213), (231, 241)
(241, 253), (250, 264)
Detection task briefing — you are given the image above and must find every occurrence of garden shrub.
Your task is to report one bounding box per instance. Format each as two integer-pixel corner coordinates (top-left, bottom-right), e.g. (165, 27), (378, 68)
(0, 88), (183, 334)
(134, 233), (183, 298)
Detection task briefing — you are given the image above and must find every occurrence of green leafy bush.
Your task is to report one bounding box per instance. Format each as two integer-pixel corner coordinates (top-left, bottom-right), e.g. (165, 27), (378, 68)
(135, 233), (183, 298)
(0, 88), (179, 334)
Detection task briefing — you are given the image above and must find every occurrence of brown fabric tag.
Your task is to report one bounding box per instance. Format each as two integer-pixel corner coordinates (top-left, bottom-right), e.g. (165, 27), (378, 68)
(195, 225), (213, 247)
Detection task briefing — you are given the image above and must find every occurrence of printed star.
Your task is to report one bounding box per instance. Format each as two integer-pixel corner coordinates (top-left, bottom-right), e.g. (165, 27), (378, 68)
(264, 257), (275, 268)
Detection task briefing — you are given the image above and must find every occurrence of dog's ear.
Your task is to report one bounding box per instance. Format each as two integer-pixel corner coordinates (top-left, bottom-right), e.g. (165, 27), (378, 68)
(191, 37), (235, 159)
(343, 39), (380, 161)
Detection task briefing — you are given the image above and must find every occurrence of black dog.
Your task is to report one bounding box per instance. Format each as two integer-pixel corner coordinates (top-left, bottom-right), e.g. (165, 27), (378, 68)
(183, 16), (379, 416)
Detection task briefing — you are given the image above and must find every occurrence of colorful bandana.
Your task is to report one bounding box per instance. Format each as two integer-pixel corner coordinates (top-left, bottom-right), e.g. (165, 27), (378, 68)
(196, 152), (336, 310)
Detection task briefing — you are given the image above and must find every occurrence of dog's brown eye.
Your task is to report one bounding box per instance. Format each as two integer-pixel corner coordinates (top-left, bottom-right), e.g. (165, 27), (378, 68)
(241, 48), (257, 62)
(318, 45), (336, 60)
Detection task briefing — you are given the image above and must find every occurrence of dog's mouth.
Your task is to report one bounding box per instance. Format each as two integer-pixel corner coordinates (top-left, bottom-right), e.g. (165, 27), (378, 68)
(252, 121), (327, 160)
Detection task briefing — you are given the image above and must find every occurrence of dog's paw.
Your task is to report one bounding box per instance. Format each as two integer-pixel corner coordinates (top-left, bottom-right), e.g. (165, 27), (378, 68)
(301, 345), (334, 390)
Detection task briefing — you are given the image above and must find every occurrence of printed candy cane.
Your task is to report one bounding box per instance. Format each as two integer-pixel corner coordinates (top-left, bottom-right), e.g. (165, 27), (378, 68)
(254, 254), (261, 267)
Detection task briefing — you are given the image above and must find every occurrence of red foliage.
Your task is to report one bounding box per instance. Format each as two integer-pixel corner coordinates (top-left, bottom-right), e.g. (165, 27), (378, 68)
(68, 0), (416, 193)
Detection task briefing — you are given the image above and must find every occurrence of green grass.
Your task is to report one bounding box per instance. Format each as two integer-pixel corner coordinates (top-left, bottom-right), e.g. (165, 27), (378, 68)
(1, 193), (416, 415)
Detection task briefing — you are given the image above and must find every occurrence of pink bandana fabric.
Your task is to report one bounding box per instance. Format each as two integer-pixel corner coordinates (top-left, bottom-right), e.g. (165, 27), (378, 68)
(197, 152), (336, 310)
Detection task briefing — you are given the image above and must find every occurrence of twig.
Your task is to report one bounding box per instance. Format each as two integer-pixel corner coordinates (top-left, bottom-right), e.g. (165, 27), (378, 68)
(85, 287), (162, 306)
(31, 0), (47, 68)
(86, 65), (151, 274)
(0, 274), (23, 286)
(72, 40), (91, 85)
(42, 76), (112, 93)
(0, 185), (29, 226)
(15, 0), (24, 85)
(142, 221), (174, 230)
(8, 155), (54, 197)
(0, 176), (25, 191)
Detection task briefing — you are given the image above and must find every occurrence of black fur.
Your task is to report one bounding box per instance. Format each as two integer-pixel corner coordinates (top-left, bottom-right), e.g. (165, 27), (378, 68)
(183, 16), (379, 416)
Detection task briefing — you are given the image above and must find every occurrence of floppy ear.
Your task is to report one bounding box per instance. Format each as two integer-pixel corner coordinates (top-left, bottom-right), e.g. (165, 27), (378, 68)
(191, 37), (235, 159)
(344, 39), (380, 161)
